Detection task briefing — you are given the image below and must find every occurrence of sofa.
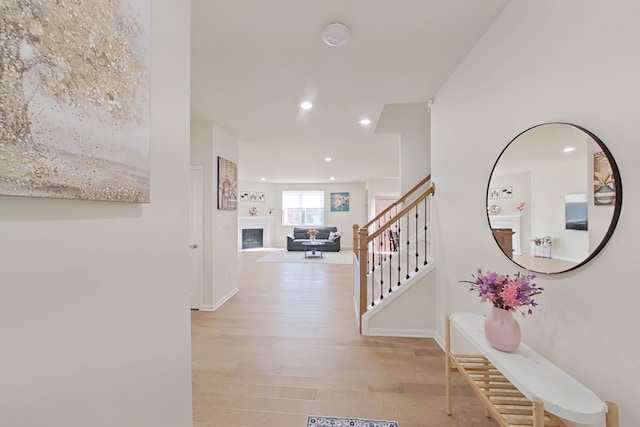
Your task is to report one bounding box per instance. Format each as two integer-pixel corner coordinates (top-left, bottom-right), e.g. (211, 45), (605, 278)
(287, 227), (342, 252)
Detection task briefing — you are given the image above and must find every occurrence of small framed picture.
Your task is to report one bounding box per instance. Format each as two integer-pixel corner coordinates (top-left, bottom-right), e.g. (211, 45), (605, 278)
(249, 192), (257, 202)
(501, 186), (513, 199)
(489, 188), (500, 200)
(239, 191), (249, 202)
(330, 192), (350, 211)
(258, 192), (265, 203)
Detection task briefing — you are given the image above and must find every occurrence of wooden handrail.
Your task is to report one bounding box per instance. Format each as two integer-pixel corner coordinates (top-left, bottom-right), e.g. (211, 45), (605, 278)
(362, 174), (431, 230)
(365, 183), (435, 242)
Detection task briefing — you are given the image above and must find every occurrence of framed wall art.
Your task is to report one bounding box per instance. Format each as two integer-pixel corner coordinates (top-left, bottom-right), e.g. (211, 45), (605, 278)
(217, 156), (237, 210)
(489, 188), (500, 200)
(501, 186), (513, 199)
(330, 192), (350, 212)
(0, 0), (151, 203)
(594, 151), (616, 205)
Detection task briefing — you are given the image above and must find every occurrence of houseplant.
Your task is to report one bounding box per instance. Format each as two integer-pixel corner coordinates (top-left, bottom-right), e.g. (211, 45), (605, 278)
(307, 229), (320, 240)
(461, 269), (543, 352)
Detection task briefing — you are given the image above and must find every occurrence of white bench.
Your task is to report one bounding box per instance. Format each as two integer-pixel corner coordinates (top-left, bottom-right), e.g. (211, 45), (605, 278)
(445, 312), (619, 427)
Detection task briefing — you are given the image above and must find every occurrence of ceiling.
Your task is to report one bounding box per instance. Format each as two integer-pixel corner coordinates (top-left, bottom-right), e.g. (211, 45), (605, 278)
(191, 0), (510, 184)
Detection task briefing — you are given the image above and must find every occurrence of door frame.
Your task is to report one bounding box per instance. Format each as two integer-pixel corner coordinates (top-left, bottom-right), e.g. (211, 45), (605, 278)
(189, 165), (204, 309)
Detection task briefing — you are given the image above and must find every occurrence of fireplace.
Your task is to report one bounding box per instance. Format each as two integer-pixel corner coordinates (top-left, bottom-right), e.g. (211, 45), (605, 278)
(238, 217), (271, 250)
(242, 228), (264, 249)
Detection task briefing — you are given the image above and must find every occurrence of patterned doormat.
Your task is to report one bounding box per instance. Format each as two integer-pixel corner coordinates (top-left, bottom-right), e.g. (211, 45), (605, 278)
(307, 416), (398, 427)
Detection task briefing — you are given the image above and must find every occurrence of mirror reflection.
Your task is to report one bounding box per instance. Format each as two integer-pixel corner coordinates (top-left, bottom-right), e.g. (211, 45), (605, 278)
(487, 123), (622, 274)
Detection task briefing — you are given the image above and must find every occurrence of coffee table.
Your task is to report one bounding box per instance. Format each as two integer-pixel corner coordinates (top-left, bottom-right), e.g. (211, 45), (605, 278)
(302, 241), (325, 258)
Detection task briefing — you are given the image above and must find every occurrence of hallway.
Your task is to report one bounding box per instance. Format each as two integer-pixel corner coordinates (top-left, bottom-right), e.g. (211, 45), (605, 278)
(192, 250), (495, 427)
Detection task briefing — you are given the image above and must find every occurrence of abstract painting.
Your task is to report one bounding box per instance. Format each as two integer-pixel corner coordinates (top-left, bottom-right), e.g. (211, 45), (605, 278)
(217, 156), (237, 210)
(330, 192), (350, 211)
(0, 0), (150, 202)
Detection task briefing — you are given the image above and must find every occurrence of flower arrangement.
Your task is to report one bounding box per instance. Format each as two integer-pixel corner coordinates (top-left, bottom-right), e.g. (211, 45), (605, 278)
(516, 202), (526, 212)
(461, 269), (543, 315)
(307, 229), (320, 238)
(268, 207), (275, 215)
(531, 236), (553, 246)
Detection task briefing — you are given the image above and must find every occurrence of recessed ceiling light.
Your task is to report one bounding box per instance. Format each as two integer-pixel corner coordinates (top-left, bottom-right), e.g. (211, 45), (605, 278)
(324, 156), (332, 162)
(300, 101), (313, 110)
(260, 177), (266, 181)
(359, 118), (371, 125)
(329, 176), (335, 181)
(563, 147), (575, 153)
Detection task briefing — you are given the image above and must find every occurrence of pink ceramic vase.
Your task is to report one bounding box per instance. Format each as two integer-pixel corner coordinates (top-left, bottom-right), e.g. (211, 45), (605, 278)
(484, 306), (521, 352)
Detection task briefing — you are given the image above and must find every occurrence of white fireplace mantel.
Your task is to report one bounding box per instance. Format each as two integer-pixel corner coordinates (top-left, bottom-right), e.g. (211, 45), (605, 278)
(488, 215), (522, 255)
(238, 217), (272, 250)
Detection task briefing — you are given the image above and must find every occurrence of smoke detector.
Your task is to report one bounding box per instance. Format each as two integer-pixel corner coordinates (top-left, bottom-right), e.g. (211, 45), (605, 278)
(322, 22), (350, 47)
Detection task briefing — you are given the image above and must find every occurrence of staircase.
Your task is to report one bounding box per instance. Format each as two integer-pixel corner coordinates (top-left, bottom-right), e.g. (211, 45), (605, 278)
(353, 175), (436, 336)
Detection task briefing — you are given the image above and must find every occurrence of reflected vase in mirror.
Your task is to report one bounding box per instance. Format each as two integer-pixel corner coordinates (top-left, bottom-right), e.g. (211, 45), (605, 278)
(486, 123), (622, 274)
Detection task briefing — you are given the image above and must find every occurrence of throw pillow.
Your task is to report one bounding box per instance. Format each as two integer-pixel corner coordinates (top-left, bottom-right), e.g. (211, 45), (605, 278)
(328, 231), (343, 241)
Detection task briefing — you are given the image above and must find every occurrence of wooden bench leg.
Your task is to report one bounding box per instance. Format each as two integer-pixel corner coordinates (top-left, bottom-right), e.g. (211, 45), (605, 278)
(606, 401), (619, 427)
(533, 398), (544, 427)
(445, 315), (452, 415)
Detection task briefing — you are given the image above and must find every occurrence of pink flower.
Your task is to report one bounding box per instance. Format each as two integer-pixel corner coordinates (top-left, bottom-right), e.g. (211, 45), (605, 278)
(500, 283), (520, 308)
(516, 202), (526, 212)
(461, 270), (543, 315)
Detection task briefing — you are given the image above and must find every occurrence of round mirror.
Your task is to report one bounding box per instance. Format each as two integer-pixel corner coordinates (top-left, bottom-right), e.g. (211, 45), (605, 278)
(487, 123), (622, 274)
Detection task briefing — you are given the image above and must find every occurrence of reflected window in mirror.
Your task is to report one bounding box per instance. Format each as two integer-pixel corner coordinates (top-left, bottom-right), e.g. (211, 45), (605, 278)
(486, 123), (622, 274)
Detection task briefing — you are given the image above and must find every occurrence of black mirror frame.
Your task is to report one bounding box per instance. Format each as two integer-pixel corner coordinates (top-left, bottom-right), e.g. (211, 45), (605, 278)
(486, 122), (623, 274)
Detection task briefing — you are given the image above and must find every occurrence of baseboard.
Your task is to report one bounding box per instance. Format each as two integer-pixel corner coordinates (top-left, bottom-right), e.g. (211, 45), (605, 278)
(199, 287), (240, 311)
(366, 328), (436, 338)
(433, 330), (445, 351)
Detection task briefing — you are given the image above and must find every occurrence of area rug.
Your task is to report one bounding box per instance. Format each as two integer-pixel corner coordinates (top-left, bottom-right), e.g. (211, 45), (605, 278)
(307, 416), (398, 427)
(256, 249), (353, 265)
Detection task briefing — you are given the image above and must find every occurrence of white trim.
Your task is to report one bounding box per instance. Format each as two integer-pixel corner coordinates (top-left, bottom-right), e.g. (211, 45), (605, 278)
(433, 330), (446, 351)
(366, 328), (436, 338)
(199, 287), (239, 311)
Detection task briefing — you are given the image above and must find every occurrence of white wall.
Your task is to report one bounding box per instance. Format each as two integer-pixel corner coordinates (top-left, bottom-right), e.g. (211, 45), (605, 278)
(192, 123), (240, 310)
(366, 177), (401, 221)
(375, 102), (430, 194)
(433, 1), (639, 425)
(0, 2), (193, 426)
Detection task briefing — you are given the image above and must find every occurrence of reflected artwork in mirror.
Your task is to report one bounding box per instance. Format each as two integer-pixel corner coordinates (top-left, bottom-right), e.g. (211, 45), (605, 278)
(487, 123), (622, 274)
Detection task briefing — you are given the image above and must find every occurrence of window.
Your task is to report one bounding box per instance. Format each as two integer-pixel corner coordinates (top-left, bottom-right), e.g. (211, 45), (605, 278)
(282, 191), (324, 226)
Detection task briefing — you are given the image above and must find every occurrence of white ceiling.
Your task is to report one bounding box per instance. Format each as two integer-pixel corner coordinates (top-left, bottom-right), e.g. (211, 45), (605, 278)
(191, 0), (510, 183)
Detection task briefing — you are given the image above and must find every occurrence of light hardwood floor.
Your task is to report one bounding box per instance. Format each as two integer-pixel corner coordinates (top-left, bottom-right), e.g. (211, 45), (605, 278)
(192, 249), (497, 427)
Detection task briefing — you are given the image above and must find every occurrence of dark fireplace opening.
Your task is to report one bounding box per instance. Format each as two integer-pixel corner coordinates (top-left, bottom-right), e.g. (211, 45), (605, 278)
(242, 228), (263, 249)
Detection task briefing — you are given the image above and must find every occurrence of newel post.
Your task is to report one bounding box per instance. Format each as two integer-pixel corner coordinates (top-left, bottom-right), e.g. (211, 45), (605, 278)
(352, 224), (360, 259)
(358, 227), (369, 333)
